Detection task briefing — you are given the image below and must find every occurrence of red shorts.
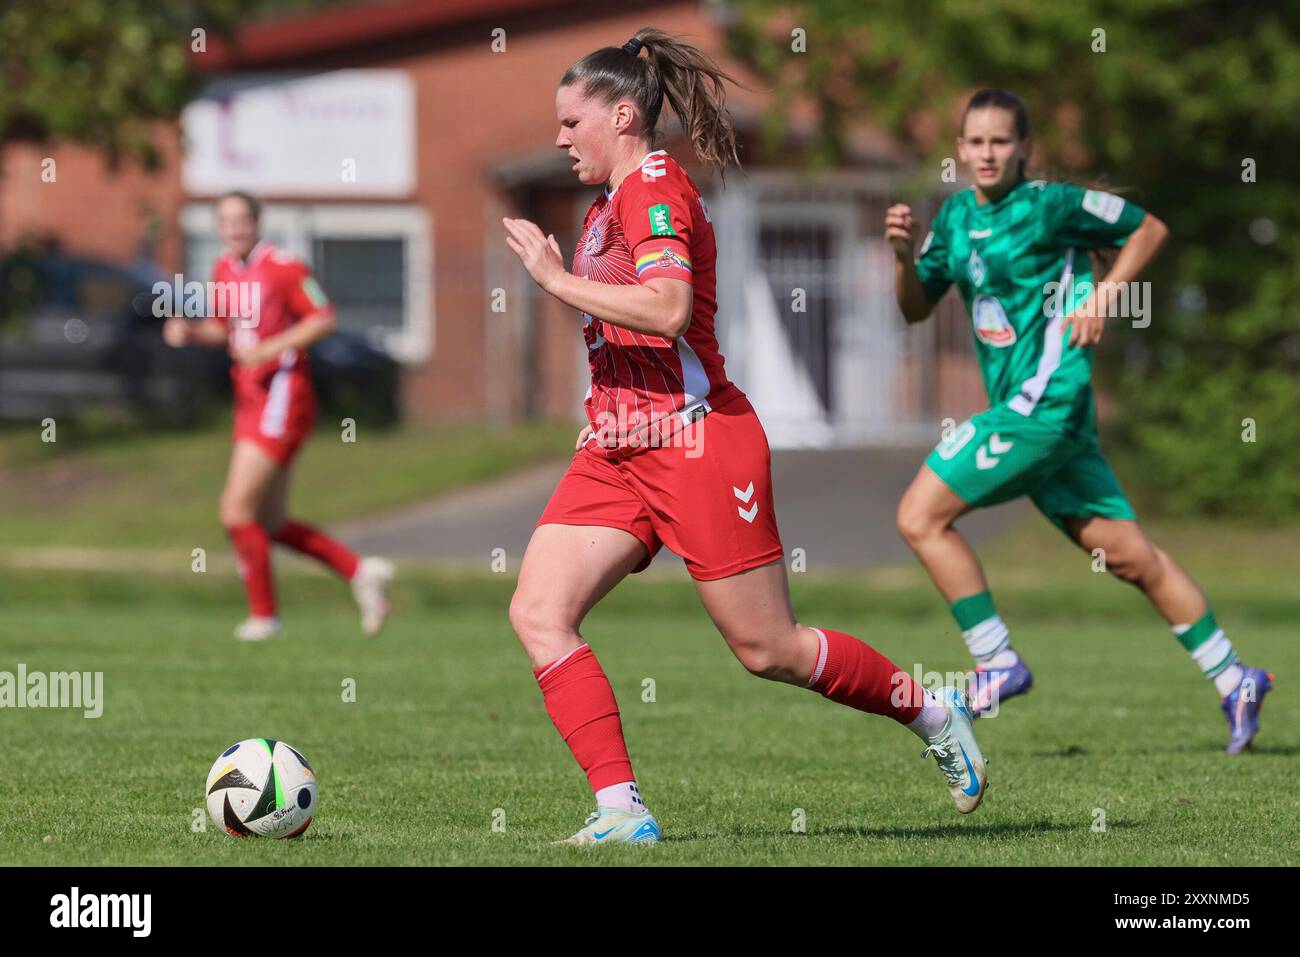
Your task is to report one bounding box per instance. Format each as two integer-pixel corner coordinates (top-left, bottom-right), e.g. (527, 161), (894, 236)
(537, 395), (785, 581)
(232, 374), (317, 466)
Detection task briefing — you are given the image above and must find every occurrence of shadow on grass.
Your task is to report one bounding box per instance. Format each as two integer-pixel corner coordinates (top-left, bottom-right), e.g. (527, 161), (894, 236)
(1029, 745), (1090, 758)
(1028, 742), (1300, 758)
(665, 820), (1139, 843)
(1239, 744), (1300, 757)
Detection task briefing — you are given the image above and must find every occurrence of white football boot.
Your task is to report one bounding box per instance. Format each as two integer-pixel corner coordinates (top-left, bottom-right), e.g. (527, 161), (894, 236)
(555, 808), (662, 847)
(920, 686), (988, 813)
(350, 556), (395, 636)
(234, 616), (283, 641)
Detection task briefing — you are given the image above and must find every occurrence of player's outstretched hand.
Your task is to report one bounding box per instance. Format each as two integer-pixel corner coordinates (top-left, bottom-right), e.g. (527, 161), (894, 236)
(162, 316), (192, 348)
(884, 204), (917, 258)
(503, 217), (565, 294)
(574, 423), (592, 451)
(1064, 289), (1109, 348)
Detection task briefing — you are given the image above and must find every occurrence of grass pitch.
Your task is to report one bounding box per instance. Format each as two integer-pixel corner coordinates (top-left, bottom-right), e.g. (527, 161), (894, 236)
(2, 519), (1296, 866)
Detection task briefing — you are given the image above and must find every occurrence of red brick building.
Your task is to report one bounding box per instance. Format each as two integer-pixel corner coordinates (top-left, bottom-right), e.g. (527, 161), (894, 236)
(1, 0), (981, 442)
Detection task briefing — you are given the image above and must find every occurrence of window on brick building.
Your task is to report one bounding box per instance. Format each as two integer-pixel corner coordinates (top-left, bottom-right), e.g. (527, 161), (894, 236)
(180, 203), (431, 363)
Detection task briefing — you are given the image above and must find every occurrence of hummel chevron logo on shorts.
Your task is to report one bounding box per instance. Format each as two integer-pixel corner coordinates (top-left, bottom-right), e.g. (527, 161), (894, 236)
(975, 433), (1014, 470)
(733, 481), (758, 523)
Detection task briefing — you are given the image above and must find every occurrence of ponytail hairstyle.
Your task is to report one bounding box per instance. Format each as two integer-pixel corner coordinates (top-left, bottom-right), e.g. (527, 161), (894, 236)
(560, 27), (744, 180)
(960, 88), (1032, 180)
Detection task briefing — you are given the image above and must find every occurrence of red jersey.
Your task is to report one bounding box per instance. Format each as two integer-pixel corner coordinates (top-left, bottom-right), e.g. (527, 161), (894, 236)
(209, 241), (330, 406)
(574, 150), (743, 456)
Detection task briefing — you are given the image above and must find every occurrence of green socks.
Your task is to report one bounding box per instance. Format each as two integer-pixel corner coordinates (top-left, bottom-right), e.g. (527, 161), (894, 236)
(1173, 609), (1243, 695)
(951, 591), (1014, 667)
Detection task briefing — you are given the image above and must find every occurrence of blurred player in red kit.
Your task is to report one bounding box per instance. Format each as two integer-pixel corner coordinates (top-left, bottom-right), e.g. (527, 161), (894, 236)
(164, 191), (393, 641)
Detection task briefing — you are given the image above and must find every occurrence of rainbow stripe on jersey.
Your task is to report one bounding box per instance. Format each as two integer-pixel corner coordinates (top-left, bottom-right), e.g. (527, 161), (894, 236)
(636, 247), (692, 277)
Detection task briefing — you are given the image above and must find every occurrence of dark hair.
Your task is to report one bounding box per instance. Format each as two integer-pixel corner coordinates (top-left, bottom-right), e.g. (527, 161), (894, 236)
(962, 89), (1132, 274)
(560, 27), (743, 178)
(216, 190), (261, 222)
(961, 88), (1031, 141)
(961, 88), (1031, 178)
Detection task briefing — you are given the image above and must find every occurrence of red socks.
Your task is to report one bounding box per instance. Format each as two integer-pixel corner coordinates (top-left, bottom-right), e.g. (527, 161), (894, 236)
(534, 645), (636, 792)
(227, 519), (359, 619)
(807, 627), (922, 724)
(272, 520), (360, 580)
(227, 521), (276, 617)
(531, 632), (920, 805)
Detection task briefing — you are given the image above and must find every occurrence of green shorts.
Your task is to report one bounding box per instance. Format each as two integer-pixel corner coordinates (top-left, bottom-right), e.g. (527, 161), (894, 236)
(925, 405), (1136, 533)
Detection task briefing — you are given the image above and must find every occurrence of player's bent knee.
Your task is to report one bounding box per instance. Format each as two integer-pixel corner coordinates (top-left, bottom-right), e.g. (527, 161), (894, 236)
(1106, 545), (1159, 586)
(1135, 542), (1164, 585)
(896, 502), (935, 547)
(1106, 558), (1142, 584)
(728, 639), (791, 682)
(507, 591), (575, 657)
(219, 500), (257, 529)
(506, 591), (540, 641)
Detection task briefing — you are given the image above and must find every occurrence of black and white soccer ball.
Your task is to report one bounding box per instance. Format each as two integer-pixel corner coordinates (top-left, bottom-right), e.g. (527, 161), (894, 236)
(205, 738), (317, 838)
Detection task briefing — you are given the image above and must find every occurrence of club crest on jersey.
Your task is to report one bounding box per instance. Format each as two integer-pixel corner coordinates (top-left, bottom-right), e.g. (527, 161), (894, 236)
(636, 247), (691, 277)
(967, 249), (986, 287)
(972, 295), (1016, 347)
(658, 249), (685, 270)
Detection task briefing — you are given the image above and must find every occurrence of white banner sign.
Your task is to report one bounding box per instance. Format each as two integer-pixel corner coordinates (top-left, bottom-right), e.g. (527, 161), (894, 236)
(182, 70), (415, 196)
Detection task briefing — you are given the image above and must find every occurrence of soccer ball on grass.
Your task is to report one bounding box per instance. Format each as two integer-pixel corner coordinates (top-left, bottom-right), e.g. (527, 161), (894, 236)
(205, 738), (317, 838)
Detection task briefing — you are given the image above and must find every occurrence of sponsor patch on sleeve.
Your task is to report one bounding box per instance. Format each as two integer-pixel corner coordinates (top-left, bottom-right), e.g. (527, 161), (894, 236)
(1082, 189), (1125, 224)
(648, 204), (677, 237)
(301, 276), (330, 309)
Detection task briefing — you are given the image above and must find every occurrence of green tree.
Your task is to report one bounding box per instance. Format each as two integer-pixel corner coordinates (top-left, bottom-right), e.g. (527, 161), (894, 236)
(0, 0), (340, 329)
(731, 0), (1300, 518)
(0, 0), (250, 165)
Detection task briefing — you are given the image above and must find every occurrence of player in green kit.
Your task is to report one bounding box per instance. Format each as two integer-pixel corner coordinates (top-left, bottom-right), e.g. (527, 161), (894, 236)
(886, 89), (1272, 753)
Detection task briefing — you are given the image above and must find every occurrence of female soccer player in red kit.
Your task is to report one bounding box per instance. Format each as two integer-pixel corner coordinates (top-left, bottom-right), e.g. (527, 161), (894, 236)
(503, 29), (990, 846)
(163, 191), (394, 641)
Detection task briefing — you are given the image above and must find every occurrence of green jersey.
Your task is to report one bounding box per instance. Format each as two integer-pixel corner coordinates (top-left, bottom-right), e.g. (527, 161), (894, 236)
(915, 178), (1146, 433)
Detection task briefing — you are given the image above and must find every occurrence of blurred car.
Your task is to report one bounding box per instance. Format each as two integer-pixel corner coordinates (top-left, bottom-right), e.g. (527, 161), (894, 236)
(0, 251), (400, 428)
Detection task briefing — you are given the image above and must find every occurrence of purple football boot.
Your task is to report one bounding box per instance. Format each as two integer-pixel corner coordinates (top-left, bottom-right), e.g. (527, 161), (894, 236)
(969, 659), (1034, 718)
(1222, 667), (1274, 754)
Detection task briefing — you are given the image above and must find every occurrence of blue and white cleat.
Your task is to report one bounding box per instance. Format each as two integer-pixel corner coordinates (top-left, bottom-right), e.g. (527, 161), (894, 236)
(921, 687), (988, 814)
(556, 807), (662, 846)
(969, 659), (1034, 717)
(1222, 667), (1274, 755)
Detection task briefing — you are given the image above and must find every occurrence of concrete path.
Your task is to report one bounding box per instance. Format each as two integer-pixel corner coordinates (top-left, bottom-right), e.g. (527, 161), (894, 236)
(332, 448), (1025, 575)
